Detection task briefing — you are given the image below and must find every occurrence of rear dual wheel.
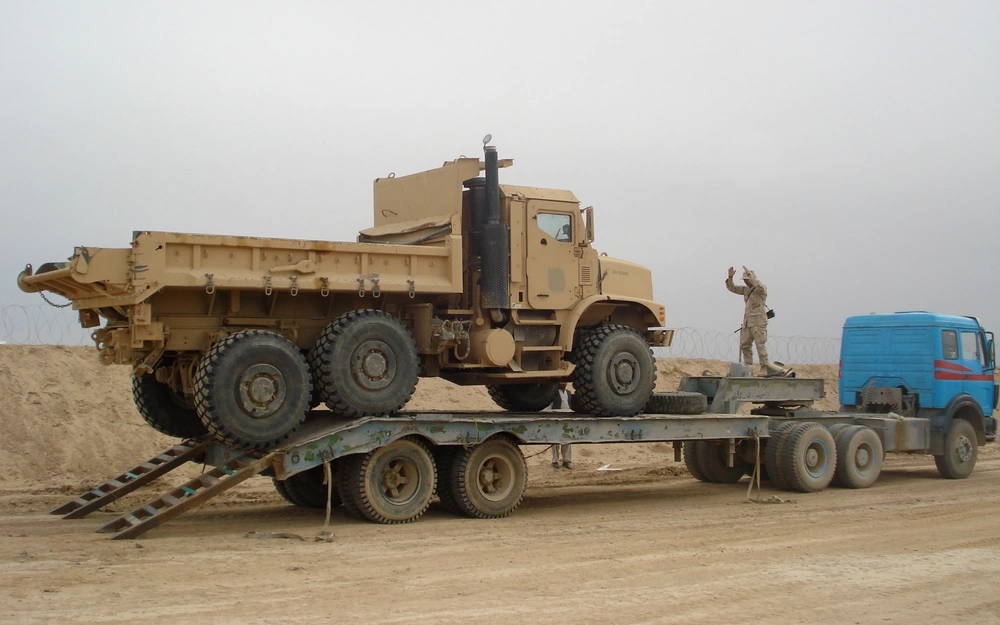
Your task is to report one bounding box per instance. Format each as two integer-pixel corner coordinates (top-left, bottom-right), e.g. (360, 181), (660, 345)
(310, 310), (419, 418)
(194, 330), (312, 449)
(338, 438), (436, 524)
(437, 438), (527, 519)
(273, 464), (342, 509)
(684, 440), (752, 483)
(832, 425), (883, 489)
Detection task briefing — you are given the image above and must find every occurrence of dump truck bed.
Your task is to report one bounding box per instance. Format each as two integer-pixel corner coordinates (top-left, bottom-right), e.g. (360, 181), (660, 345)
(19, 228), (464, 309)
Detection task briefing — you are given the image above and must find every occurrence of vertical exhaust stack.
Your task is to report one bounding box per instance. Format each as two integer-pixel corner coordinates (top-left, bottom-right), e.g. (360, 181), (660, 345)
(479, 143), (510, 311)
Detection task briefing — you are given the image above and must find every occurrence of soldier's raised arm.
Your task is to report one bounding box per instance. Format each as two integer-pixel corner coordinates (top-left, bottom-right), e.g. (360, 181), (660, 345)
(725, 266), (747, 295)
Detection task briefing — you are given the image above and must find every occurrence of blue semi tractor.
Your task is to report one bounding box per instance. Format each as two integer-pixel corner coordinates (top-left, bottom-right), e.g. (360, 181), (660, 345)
(838, 312), (996, 476)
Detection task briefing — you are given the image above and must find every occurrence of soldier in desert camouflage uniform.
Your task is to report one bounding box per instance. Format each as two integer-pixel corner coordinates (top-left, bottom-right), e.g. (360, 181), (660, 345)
(726, 266), (787, 376)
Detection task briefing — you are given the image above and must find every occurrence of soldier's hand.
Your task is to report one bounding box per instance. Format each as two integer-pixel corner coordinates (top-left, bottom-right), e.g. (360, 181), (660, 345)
(727, 266), (735, 279)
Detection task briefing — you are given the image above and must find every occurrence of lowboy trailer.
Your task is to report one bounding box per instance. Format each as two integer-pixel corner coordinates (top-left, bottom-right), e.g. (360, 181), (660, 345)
(51, 375), (986, 539)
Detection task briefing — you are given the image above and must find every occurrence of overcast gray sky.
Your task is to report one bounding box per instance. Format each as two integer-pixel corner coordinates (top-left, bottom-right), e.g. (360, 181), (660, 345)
(2, 0), (998, 340)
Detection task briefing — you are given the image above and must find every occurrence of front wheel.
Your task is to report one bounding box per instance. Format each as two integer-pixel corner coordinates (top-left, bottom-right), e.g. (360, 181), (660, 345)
(934, 419), (977, 479)
(570, 324), (655, 417)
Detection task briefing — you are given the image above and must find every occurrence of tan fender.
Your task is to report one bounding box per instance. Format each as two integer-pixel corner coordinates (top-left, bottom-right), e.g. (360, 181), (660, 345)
(560, 295), (665, 350)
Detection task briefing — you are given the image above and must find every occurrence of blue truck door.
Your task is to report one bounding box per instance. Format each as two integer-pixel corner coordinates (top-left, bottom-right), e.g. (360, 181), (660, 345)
(958, 330), (993, 414)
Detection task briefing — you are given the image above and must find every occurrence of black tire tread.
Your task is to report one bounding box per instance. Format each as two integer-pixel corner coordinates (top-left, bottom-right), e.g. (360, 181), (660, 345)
(343, 438), (435, 524)
(487, 384), (560, 412)
(570, 324), (655, 417)
(310, 309), (418, 418)
(131, 373), (208, 439)
(447, 437), (527, 519)
(764, 421), (797, 490)
(193, 329), (310, 449)
(645, 391), (708, 415)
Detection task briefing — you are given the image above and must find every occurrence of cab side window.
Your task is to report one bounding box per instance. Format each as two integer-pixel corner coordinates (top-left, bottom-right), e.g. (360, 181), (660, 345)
(960, 332), (982, 364)
(941, 330), (959, 360)
(537, 213), (572, 243)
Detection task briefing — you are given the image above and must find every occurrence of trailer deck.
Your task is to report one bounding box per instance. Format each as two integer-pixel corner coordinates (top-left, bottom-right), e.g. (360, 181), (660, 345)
(53, 409), (770, 539)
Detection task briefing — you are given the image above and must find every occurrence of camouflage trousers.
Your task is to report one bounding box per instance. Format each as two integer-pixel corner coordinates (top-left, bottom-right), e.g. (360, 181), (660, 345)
(740, 324), (769, 366)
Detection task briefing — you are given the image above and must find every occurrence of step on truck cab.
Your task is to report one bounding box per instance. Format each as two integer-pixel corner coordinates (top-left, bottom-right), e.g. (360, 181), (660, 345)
(839, 312), (997, 457)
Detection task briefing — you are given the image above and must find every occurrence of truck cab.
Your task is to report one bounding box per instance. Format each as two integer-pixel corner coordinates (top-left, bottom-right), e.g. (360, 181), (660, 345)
(839, 312), (997, 452)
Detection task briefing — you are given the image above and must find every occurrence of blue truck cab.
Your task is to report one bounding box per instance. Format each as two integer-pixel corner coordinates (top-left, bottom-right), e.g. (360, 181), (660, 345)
(839, 312), (997, 455)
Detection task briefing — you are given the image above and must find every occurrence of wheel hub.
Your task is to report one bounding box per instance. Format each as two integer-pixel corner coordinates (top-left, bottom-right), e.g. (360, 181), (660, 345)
(478, 456), (514, 502)
(855, 446), (870, 468)
(804, 440), (829, 477)
(607, 352), (640, 395)
(380, 458), (417, 503)
(237, 363), (286, 419)
(352, 340), (397, 391)
(955, 435), (973, 463)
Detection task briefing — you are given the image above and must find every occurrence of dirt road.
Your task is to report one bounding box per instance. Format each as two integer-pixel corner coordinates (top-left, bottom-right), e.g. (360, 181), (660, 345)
(3, 446), (998, 625)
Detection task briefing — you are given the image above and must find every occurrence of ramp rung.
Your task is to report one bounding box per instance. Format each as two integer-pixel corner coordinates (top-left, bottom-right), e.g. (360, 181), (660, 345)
(101, 453), (275, 540)
(51, 440), (209, 519)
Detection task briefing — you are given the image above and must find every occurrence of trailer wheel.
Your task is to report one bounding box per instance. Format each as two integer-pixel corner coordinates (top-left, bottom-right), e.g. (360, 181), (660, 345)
(335, 454), (366, 519)
(697, 441), (751, 483)
(570, 324), (655, 416)
(310, 310), (418, 418)
(193, 330), (311, 449)
(934, 419), (977, 479)
(131, 372), (209, 439)
(444, 437), (527, 518)
(342, 438), (436, 524)
(433, 446), (464, 514)
(833, 425), (883, 489)
(273, 464), (342, 509)
(487, 383), (559, 412)
(764, 421), (797, 490)
(683, 441), (709, 482)
(645, 392), (708, 415)
(781, 422), (837, 492)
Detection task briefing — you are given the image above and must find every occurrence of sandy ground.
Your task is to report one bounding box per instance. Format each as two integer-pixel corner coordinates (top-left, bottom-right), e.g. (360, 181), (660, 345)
(1, 345), (998, 624)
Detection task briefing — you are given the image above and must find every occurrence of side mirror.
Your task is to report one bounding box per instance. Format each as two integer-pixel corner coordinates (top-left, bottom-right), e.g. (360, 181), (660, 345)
(987, 332), (995, 369)
(583, 206), (594, 244)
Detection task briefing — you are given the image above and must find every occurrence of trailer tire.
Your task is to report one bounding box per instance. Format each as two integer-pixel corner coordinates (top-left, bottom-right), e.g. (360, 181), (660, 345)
(764, 421), (797, 490)
(697, 440), (750, 483)
(645, 391), (708, 415)
(311, 310), (419, 418)
(444, 437), (527, 519)
(132, 372), (209, 439)
(683, 441), (709, 482)
(934, 418), (977, 479)
(194, 330), (311, 449)
(335, 454), (365, 519)
(781, 422), (837, 492)
(570, 324), (655, 417)
(273, 464), (342, 509)
(342, 438), (436, 524)
(833, 425), (883, 489)
(487, 383), (560, 412)
(433, 446), (464, 515)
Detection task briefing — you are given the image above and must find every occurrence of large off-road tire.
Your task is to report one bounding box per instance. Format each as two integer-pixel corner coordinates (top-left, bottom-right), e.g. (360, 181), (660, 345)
(487, 383), (559, 412)
(443, 437), (527, 519)
(645, 391), (708, 415)
(934, 418), (977, 479)
(683, 441), (708, 482)
(335, 454), (365, 519)
(272, 464), (341, 509)
(131, 372), (208, 439)
(193, 329), (311, 449)
(833, 425), (883, 489)
(310, 310), (418, 418)
(570, 324), (655, 417)
(340, 438), (436, 524)
(764, 421), (797, 490)
(696, 440), (751, 483)
(433, 446), (464, 514)
(781, 422), (837, 493)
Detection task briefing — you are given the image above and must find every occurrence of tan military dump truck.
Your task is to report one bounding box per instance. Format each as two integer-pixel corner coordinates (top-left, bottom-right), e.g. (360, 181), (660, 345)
(18, 142), (670, 448)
